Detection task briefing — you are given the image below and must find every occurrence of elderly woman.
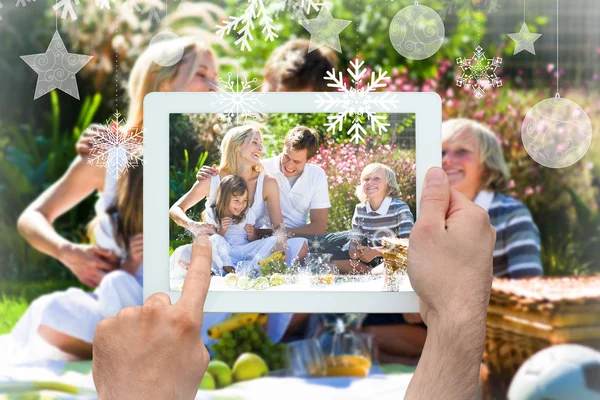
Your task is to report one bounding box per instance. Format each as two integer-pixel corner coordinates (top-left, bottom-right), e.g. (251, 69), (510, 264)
(442, 118), (543, 278)
(364, 118), (544, 365)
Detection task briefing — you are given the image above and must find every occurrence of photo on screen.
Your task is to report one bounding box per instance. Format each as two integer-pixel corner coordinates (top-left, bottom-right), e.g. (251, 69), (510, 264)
(168, 112), (416, 293)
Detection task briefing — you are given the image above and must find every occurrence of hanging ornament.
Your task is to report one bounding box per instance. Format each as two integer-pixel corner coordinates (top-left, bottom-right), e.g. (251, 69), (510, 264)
(521, 0), (592, 168)
(300, 6), (351, 53)
(21, 6), (92, 100)
(149, 0), (184, 67)
(508, 0), (541, 55)
(454, 0), (501, 98)
(389, 1), (445, 60)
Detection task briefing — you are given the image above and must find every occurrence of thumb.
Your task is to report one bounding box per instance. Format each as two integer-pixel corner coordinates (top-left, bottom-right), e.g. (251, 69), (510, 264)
(417, 167), (450, 233)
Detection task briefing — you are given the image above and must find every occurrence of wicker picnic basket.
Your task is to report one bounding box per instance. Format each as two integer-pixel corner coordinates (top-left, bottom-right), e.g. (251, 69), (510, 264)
(482, 277), (600, 399)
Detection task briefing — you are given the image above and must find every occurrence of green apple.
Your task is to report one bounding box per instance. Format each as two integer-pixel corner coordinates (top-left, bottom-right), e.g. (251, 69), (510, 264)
(207, 360), (233, 388)
(232, 353), (269, 382)
(270, 273), (286, 286)
(199, 372), (216, 390)
(253, 277), (270, 290)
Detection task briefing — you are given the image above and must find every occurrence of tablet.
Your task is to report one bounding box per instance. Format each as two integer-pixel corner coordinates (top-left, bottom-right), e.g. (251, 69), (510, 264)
(144, 92), (441, 312)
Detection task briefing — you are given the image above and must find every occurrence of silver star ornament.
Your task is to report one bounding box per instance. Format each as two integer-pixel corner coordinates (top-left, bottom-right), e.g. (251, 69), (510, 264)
(301, 7), (351, 53)
(21, 30), (93, 100)
(508, 22), (542, 55)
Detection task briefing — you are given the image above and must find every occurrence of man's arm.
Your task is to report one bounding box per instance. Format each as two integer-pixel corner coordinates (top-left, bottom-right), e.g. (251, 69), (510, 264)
(287, 208), (328, 237)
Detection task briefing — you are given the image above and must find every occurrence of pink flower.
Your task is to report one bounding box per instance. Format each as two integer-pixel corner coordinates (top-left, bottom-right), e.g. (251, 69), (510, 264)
(547, 64), (555, 73)
(508, 180), (515, 189)
(525, 187), (534, 196)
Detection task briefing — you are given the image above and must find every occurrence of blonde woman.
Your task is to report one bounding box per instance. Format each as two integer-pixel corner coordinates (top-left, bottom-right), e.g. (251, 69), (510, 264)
(11, 37), (219, 360)
(169, 125), (307, 346)
(442, 118), (542, 278)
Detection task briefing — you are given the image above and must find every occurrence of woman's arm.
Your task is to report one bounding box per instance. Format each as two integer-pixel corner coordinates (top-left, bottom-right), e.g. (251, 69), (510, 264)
(16, 156), (119, 287)
(262, 176), (287, 253)
(169, 179), (216, 236)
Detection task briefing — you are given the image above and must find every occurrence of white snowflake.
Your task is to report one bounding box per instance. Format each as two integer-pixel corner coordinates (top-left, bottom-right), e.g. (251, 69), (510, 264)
(15, 0), (34, 7)
(122, 0), (141, 13)
(271, 224), (290, 246)
(53, 0), (79, 20)
(309, 236), (324, 253)
(316, 58), (398, 144)
(95, 0), (110, 9)
(143, 4), (160, 23)
(87, 111), (144, 181)
(456, 46), (503, 99)
(216, 0), (321, 52)
(210, 68), (265, 121)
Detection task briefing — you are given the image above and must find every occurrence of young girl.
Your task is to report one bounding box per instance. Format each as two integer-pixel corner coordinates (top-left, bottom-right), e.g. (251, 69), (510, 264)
(170, 175), (277, 277)
(344, 163), (414, 273)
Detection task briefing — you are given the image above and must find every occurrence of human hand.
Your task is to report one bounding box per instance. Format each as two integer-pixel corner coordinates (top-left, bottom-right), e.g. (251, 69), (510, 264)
(196, 164), (219, 181)
(218, 218), (232, 235)
(189, 221), (216, 237)
(59, 243), (119, 288)
(407, 167), (495, 328)
(93, 236), (212, 400)
(75, 124), (107, 155)
(122, 233), (143, 275)
(245, 224), (257, 241)
(357, 245), (379, 263)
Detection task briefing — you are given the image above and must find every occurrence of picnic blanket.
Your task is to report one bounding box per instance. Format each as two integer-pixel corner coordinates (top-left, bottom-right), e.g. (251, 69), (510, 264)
(0, 360), (416, 400)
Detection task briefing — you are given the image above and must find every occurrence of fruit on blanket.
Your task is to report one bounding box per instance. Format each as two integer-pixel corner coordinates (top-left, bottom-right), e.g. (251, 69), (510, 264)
(237, 276), (253, 290)
(232, 353), (269, 382)
(253, 277), (270, 290)
(270, 273), (286, 286)
(325, 355), (371, 377)
(258, 251), (285, 266)
(224, 273), (239, 288)
(208, 313), (263, 339)
(207, 360), (233, 388)
(199, 373), (216, 390)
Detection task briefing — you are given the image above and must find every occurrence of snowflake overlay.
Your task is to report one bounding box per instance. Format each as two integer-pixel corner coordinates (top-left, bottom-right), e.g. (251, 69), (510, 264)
(210, 69), (265, 121)
(309, 236), (324, 253)
(53, 0), (79, 20)
(95, 0), (110, 9)
(316, 59), (398, 144)
(15, 0), (35, 7)
(87, 111), (144, 181)
(216, 0), (321, 51)
(456, 46), (502, 99)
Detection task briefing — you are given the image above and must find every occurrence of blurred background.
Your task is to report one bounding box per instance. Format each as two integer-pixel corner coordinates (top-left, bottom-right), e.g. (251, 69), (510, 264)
(0, 1), (598, 396)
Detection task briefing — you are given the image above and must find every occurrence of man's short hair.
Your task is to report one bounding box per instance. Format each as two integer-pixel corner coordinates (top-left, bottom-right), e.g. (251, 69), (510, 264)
(264, 39), (338, 92)
(284, 126), (320, 160)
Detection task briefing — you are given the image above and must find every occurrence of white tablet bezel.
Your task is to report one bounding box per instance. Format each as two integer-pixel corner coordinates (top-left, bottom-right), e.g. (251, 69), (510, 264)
(144, 92), (441, 313)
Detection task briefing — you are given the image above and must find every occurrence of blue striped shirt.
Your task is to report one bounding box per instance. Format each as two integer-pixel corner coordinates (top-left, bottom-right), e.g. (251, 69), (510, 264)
(485, 192), (543, 278)
(351, 197), (414, 246)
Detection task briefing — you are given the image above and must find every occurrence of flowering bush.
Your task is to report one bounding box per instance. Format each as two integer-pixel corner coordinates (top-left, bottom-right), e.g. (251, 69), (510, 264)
(311, 137), (416, 232)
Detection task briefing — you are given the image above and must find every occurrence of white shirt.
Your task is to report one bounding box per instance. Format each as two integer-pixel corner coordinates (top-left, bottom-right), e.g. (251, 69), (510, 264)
(205, 207), (257, 246)
(260, 155), (331, 229)
(365, 196), (393, 215)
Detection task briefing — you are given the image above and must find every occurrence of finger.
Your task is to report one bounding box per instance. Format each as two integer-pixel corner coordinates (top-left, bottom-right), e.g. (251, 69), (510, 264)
(446, 187), (477, 220)
(416, 167), (450, 232)
(144, 292), (172, 309)
(177, 236), (212, 323)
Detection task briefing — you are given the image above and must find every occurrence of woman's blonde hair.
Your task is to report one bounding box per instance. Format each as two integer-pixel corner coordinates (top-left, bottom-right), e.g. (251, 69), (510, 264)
(202, 175), (248, 227)
(355, 163), (401, 203)
(442, 118), (510, 193)
(127, 37), (218, 131)
(219, 125), (262, 175)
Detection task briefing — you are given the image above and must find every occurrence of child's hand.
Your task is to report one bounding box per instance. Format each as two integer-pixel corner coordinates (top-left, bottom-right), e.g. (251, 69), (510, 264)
(219, 218), (232, 235)
(357, 245), (380, 263)
(122, 233), (143, 276)
(245, 224), (257, 241)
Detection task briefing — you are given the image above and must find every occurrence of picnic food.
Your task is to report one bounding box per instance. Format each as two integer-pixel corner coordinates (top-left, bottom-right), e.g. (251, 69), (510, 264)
(211, 322), (287, 371)
(325, 355), (372, 377)
(253, 276), (271, 290)
(381, 237), (409, 274)
(270, 273), (286, 286)
(258, 251), (289, 277)
(207, 360), (233, 388)
(208, 313), (265, 339)
(258, 251), (285, 266)
(199, 373), (216, 390)
(232, 353), (269, 382)
(224, 273), (239, 288)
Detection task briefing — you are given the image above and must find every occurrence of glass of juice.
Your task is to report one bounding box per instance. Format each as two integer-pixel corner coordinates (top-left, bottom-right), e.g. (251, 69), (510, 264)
(325, 334), (372, 377)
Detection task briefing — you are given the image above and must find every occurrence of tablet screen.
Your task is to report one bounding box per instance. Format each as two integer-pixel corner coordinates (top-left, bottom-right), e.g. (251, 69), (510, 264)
(168, 112), (416, 293)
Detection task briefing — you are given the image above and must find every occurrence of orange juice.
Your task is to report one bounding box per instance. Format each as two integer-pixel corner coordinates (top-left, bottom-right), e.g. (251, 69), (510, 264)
(325, 355), (371, 377)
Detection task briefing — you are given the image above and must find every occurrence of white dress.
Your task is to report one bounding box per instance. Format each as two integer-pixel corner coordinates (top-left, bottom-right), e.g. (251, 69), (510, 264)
(2, 171), (143, 363)
(170, 173), (296, 346)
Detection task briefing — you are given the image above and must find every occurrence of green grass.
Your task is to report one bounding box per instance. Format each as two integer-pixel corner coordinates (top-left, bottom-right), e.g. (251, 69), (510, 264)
(0, 279), (88, 334)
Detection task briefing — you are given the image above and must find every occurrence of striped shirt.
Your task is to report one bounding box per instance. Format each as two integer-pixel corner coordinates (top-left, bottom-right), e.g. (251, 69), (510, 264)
(476, 191), (543, 279)
(351, 197), (414, 246)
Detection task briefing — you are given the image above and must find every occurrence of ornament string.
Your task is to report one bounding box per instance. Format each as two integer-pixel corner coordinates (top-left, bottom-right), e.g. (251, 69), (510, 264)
(556, 0), (559, 96)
